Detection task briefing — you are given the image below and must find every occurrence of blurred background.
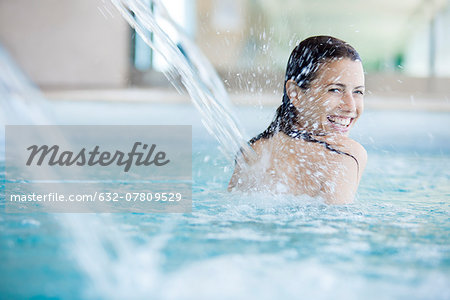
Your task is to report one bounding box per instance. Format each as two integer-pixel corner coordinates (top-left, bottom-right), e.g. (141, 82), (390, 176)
(0, 0), (449, 110)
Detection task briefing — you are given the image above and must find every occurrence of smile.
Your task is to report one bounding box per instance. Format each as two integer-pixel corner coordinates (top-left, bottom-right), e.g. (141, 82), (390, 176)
(327, 115), (354, 131)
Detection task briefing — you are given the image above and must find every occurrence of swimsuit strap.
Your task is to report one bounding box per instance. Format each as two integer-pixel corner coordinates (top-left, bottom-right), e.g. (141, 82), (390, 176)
(285, 129), (360, 177)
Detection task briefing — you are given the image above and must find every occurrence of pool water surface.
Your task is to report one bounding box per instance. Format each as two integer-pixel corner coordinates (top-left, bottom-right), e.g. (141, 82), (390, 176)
(1, 101), (449, 299)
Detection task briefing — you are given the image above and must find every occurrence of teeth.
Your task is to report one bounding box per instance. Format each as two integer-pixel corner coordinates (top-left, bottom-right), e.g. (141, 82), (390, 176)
(328, 116), (351, 126)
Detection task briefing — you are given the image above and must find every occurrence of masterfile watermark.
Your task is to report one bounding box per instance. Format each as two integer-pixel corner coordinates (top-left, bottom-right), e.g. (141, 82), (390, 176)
(26, 142), (170, 172)
(4, 125), (192, 213)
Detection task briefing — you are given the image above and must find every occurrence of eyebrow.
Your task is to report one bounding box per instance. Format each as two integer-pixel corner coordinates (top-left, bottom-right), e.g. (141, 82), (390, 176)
(326, 83), (365, 89)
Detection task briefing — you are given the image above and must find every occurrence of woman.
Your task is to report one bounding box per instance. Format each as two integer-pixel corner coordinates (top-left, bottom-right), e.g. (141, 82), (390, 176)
(228, 36), (367, 204)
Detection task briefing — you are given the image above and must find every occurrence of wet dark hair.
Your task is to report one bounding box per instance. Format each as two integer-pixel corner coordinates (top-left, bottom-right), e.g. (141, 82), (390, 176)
(250, 35), (361, 144)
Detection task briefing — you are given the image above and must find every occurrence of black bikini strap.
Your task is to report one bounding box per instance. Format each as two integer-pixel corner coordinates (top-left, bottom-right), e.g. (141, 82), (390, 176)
(286, 129), (360, 177)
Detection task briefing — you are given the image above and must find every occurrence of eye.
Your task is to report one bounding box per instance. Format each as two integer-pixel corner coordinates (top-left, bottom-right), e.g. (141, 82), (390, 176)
(354, 90), (364, 95)
(328, 88), (341, 93)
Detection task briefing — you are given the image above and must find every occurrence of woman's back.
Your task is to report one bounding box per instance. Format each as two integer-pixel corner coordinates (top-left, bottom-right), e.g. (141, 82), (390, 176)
(229, 131), (367, 204)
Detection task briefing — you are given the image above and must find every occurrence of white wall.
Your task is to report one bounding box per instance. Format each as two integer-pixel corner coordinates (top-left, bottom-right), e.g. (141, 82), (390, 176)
(0, 0), (130, 88)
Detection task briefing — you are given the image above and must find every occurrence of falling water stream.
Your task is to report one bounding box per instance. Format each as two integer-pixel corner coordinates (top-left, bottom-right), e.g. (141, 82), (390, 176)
(111, 0), (255, 162)
(0, 43), (162, 298)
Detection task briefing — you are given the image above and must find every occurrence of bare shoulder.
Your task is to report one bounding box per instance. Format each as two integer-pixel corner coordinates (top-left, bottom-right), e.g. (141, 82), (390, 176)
(228, 138), (264, 191)
(346, 138), (367, 168)
(234, 138), (265, 165)
(240, 135), (278, 163)
(333, 136), (368, 173)
(317, 136), (367, 204)
(248, 136), (271, 153)
(342, 137), (366, 158)
(317, 134), (367, 170)
(228, 135), (280, 191)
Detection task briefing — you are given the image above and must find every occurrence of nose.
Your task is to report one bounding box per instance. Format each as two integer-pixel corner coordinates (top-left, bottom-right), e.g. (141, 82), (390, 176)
(340, 91), (356, 112)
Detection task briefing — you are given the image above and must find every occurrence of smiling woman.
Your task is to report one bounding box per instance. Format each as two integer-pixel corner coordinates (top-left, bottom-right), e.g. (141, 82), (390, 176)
(228, 36), (367, 204)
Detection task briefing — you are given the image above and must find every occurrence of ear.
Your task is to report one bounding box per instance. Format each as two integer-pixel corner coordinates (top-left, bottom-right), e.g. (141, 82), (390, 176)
(285, 79), (303, 107)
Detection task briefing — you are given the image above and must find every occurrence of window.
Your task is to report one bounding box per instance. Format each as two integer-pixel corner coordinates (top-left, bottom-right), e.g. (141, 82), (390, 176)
(133, 0), (196, 73)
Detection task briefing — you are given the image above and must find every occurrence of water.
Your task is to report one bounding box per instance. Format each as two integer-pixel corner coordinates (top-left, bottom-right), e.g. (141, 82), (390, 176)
(1, 101), (449, 299)
(110, 0), (254, 162)
(0, 45), (51, 126)
(1, 0), (449, 298)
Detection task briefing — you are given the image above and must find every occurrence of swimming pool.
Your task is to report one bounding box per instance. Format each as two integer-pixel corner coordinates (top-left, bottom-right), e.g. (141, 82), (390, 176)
(1, 100), (449, 299)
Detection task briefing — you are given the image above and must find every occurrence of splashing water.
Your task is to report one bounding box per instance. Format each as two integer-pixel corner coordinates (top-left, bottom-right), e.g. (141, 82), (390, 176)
(0, 0), (260, 296)
(111, 0), (255, 162)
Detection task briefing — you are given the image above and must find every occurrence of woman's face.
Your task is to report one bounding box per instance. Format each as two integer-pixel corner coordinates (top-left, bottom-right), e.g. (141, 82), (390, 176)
(288, 58), (365, 136)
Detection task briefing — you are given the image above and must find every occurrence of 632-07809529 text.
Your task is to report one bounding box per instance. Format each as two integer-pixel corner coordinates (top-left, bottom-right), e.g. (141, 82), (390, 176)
(9, 192), (183, 202)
